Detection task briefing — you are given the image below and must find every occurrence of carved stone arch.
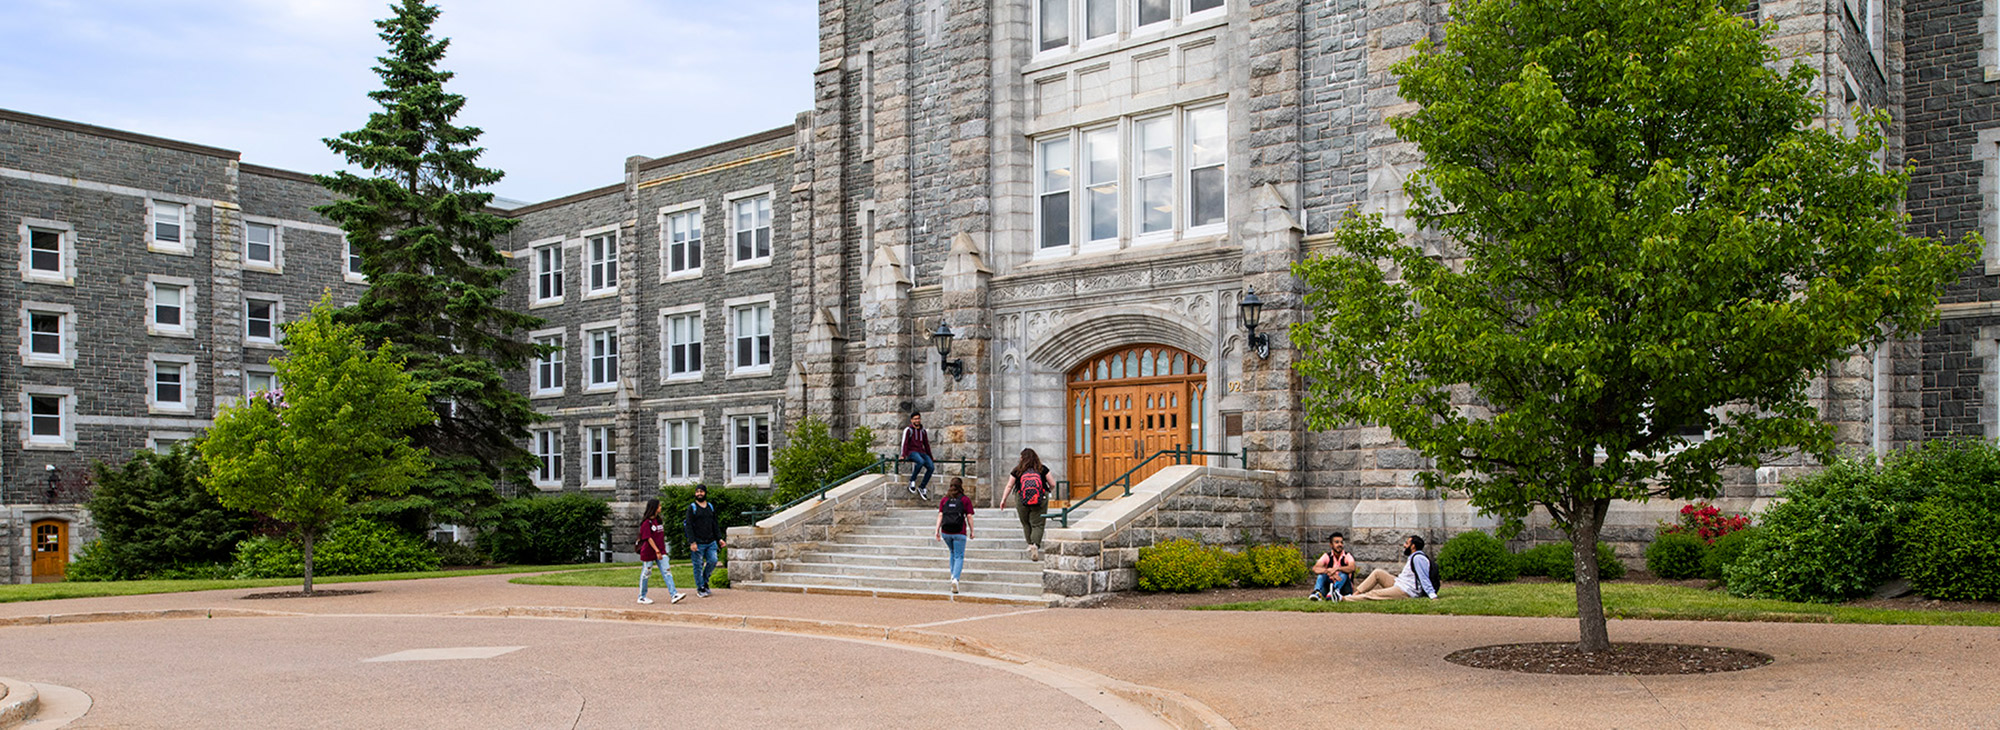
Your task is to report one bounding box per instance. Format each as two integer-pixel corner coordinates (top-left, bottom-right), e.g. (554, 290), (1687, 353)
(1026, 307), (1215, 373)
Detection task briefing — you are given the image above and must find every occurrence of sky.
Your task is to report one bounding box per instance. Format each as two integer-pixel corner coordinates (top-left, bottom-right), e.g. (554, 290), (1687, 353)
(0, 0), (819, 204)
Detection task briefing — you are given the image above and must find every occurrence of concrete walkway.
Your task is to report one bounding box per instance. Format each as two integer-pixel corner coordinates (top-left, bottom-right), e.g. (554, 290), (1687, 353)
(2, 572), (1997, 729)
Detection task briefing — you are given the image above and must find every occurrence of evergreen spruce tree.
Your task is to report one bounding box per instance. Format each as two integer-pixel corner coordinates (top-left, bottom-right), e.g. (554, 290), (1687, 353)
(314, 0), (547, 532)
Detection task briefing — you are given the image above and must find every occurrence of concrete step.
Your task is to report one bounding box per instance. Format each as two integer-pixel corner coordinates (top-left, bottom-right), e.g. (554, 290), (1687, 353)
(736, 581), (1048, 606)
(755, 570), (1045, 597)
(816, 541), (1028, 560)
(836, 531), (1032, 549)
(789, 551), (1036, 573)
(776, 559), (1042, 584)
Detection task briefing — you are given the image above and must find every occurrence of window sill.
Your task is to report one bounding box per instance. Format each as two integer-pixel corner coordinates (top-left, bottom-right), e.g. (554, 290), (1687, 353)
(530, 298), (565, 310)
(148, 243), (195, 256)
(244, 263), (282, 274)
(726, 477), (772, 488)
(583, 288), (619, 301)
(531, 389), (566, 400)
(584, 383), (619, 394)
(663, 373), (704, 384)
(585, 480), (617, 489)
(149, 405), (194, 416)
(148, 328), (196, 339)
(728, 258), (774, 272)
(661, 476), (704, 487)
(345, 273), (369, 284)
(662, 270), (703, 283)
(245, 340), (282, 350)
(22, 440), (76, 452)
(726, 367), (773, 380)
(532, 480), (564, 490)
(21, 273), (73, 286)
(23, 358), (75, 369)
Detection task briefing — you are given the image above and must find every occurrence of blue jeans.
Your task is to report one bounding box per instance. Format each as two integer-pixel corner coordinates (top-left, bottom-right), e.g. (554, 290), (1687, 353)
(1315, 571), (1349, 597)
(691, 541), (720, 592)
(942, 533), (968, 581)
(639, 557), (677, 600)
(908, 452), (936, 492)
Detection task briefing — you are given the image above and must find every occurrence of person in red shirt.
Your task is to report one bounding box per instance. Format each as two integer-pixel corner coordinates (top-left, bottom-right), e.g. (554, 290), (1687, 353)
(935, 477), (975, 594)
(901, 412), (936, 500)
(635, 499), (683, 605)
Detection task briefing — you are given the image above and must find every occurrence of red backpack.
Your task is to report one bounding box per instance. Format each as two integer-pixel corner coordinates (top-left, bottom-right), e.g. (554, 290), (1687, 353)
(1019, 471), (1047, 506)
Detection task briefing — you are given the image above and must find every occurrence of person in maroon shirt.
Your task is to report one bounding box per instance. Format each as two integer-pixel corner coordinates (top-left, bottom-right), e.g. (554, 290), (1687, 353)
(901, 412), (936, 499)
(635, 499), (683, 605)
(935, 478), (975, 594)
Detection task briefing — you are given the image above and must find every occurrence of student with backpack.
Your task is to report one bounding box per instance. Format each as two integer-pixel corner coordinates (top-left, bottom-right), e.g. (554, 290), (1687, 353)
(635, 499), (684, 605)
(1346, 534), (1439, 601)
(1309, 532), (1356, 601)
(684, 486), (725, 598)
(1008, 448), (1052, 561)
(934, 477), (975, 594)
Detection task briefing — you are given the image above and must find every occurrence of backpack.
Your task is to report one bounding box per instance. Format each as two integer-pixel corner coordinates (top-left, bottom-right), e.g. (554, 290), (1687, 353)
(941, 497), (967, 533)
(1019, 471), (1047, 506)
(1415, 549), (1441, 597)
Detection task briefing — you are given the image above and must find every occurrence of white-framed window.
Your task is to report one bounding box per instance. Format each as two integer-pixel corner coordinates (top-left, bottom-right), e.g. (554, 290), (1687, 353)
(1037, 0), (1224, 53)
(729, 413), (772, 481)
(662, 307), (703, 381)
(531, 328), (565, 397)
(148, 354), (195, 414)
(20, 387), (75, 450)
(533, 427), (564, 487)
(147, 276), (196, 338)
(244, 296), (281, 345)
(730, 194), (773, 266)
(149, 431), (194, 454)
(587, 424), (617, 485)
(728, 299), (773, 374)
(243, 221), (281, 272)
(244, 367), (275, 397)
(20, 219), (75, 285)
(1185, 104), (1227, 229)
(662, 206), (703, 278)
(661, 415), (702, 483)
(1036, 103), (1228, 255)
(1135, 115), (1176, 237)
(586, 231), (618, 295)
(150, 199), (191, 253)
(1037, 136), (1074, 251)
(345, 239), (366, 282)
(1082, 126), (1120, 247)
(532, 239), (563, 304)
(585, 322), (620, 391)
(20, 303), (75, 368)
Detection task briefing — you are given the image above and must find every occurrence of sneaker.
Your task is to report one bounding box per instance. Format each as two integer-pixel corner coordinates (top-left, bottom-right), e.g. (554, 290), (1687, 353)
(919, 488), (931, 500)
(907, 482), (919, 495)
(1028, 545), (1040, 561)
(1308, 593), (1322, 601)
(1332, 591), (1344, 603)
(637, 596), (654, 605)
(951, 579), (960, 594)
(697, 590), (711, 598)
(671, 592), (686, 604)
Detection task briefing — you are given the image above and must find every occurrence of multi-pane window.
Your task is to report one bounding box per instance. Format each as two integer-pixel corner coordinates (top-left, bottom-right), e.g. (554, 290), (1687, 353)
(245, 299), (277, 342)
(153, 284), (185, 331)
(1037, 0), (1223, 52)
(535, 244), (563, 302)
(665, 210), (702, 275)
(588, 425), (616, 483)
(152, 201), (186, 246)
(1083, 127), (1120, 243)
(588, 327), (619, 388)
(28, 312), (62, 358)
(245, 370), (275, 396)
(27, 228), (63, 277)
(587, 233), (618, 292)
(1037, 137), (1073, 250)
(1038, 0), (1069, 50)
(733, 196), (772, 263)
(663, 418), (701, 481)
(1085, 0), (1115, 40)
(1036, 104), (1228, 252)
(534, 429), (563, 485)
(346, 240), (365, 279)
(154, 361), (186, 408)
(732, 415), (771, 479)
(666, 312), (702, 378)
(732, 303), (772, 371)
(29, 395), (62, 440)
(1186, 105), (1227, 228)
(1136, 116), (1175, 235)
(245, 223), (277, 267)
(535, 334), (565, 393)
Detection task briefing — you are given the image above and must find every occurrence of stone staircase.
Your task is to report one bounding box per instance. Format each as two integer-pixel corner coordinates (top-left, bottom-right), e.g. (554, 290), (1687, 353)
(738, 502), (1084, 605)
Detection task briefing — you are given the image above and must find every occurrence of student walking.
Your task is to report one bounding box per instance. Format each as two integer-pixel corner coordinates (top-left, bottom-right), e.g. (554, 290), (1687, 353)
(684, 486), (725, 598)
(901, 412), (936, 500)
(635, 499), (684, 605)
(1008, 448), (1052, 561)
(935, 477), (975, 594)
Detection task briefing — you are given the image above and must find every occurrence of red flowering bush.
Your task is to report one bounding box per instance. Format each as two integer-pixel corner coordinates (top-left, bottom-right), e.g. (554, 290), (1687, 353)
(1660, 502), (1751, 543)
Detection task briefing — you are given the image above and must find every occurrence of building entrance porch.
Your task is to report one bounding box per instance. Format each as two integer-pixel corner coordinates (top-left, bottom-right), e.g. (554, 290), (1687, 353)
(1065, 345), (1210, 499)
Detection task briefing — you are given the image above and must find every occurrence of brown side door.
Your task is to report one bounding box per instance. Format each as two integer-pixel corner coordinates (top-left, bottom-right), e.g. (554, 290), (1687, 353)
(32, 519), (67, 582)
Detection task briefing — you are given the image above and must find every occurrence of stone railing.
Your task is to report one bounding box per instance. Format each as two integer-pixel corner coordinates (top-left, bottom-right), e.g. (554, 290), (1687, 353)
(1040, 465), (1278, 603)
(724, 474), (896, 583)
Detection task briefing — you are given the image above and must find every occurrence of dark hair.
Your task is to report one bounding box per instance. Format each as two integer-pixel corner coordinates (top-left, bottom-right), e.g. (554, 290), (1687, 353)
(910, 411), (922, 419)
(642, 498), (661, 523)
(1407, 534), (1425, 551)
(1328, 532), (1345, 542)
(947, 477), (966, 499)
(1011, 448), (1046, 478)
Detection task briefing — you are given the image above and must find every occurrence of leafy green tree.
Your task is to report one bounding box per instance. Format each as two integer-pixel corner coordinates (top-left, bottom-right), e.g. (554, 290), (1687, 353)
(314, 0), (546, 533)
(201, 298), (436, 594)
(75, 443), (255, 580)
(770, 418), (877, 504)
(1293, 0), (1975, 651)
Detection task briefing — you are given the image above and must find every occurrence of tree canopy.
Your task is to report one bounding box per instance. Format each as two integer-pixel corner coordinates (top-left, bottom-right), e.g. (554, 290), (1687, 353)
(1293, 0), (1976, 651)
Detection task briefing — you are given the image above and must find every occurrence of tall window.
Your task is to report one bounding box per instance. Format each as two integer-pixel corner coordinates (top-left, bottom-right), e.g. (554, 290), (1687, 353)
(588, 327), (619, 388)
(663, 418), (701, 481)
(732, 303), (772, 371)
(152, 200), (186, 247)
(27, 310), (64, 362)
(666, 311), (703, 378)
(1084, 0), (1115, 40)
(587, 425), (616, 483)
(346, 240), (365, 280)
(26, 226), (66, 280)
(153, 283), (185, 332)
(733, 196), (772, 264)
(245, 222), (277, 268)
(1186, 105), (1227, 228)
(1083, 127), (1120, 243)
(535, 244), (563, 302)
(1038, 0), (1069, 50)
(732, 415), (771, 479)
(153, 361), (186, 409)
(587, 233), (618, 293)
(1135, 116), (1175, 235)
(245, 299), (277, 342)
(534, 428), (563, 485)
(28, 394), (63, 441)
(1037, 137), (1073, 250)
(1037, 0), (1222, 52)
(665, 210), (702, 275)
(535, 334), (565, 394)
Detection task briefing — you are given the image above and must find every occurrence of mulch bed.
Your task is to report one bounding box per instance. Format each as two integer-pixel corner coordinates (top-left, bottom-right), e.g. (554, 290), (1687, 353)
(240, 589), (376, 600)
(1446, 642), (1772, 675)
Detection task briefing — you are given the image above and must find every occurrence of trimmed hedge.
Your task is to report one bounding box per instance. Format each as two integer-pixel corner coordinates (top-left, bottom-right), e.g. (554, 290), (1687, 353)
(1136, 539), (1232, 592)
(1519, 541), (1624, 582)
(1898, 497), (2000, 602)
(1242, 544), (1310, 587)
(1644, 531), (1708, 580)
(1439, 531), (1516, 584)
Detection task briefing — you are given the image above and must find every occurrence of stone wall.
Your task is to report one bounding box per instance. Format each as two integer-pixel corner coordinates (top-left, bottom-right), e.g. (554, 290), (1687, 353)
(1040, 466), (1277, 602)
(723, 473), (896, 582)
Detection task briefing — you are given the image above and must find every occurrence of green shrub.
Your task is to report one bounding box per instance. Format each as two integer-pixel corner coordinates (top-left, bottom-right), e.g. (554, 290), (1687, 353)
(75, 443), (256, 580)
(1644, 532), (1708, 580)
(658, 485), (772, 559)
(1525, 541), (1625, 582)
(431, 539), (489, 567)
(770, 417), (878, 505)
(65, 541), (124, 582)
(1898, 497), (2000, 602)
(1702, 526), (1761, 580)
(1219, 546), (1255, 587)
(1513, 542), (1567, 577)
(1724, 460), (1901, 602)
(232, 519), (440, 578)
(1137, 539), (1232, 592)
(1241, 544), (1309, 587)
(477, 493), (612, 565)
(1439, 531), (1516, 583)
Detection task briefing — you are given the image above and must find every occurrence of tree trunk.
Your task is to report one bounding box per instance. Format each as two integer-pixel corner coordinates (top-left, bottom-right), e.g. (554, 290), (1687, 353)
(302, 533), (316, 596)
(1570, 497), (1612, 652)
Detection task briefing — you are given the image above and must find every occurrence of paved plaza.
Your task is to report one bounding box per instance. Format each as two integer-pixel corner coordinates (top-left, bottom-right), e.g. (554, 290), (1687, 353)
(2, 573), (1997, 729)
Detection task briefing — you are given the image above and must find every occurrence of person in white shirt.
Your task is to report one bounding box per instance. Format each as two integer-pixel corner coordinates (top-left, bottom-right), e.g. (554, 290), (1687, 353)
(1346, 535), (1437, 601)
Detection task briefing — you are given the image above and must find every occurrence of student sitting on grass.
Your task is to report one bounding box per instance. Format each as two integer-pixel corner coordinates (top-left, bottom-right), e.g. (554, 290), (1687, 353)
(1309, 532), (1356, 601)
(1346, 535), (1437, 601)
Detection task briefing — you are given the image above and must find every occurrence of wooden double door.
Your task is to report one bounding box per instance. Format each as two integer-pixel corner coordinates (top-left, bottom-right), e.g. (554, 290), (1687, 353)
(1066, 346), (1209, 500)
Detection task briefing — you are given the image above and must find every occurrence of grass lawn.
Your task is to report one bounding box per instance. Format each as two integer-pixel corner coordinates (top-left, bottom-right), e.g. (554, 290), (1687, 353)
(0, 564), (607, 604)
(1199, 582), (2000, 627)
(510, 563), (729, 590)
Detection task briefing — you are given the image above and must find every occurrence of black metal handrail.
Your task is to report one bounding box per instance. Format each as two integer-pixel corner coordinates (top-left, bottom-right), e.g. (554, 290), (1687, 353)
(742, 454), (981, 522)
(1047, 446), (1247, 527)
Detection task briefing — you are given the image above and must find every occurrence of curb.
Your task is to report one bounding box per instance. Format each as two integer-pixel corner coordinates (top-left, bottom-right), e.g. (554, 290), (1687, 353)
(0, 608), (301, 628)
(0, 677), (36, 730)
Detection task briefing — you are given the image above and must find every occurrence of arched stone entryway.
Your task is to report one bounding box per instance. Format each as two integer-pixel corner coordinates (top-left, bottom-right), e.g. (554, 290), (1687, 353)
(1064, 345), (1210, 499)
